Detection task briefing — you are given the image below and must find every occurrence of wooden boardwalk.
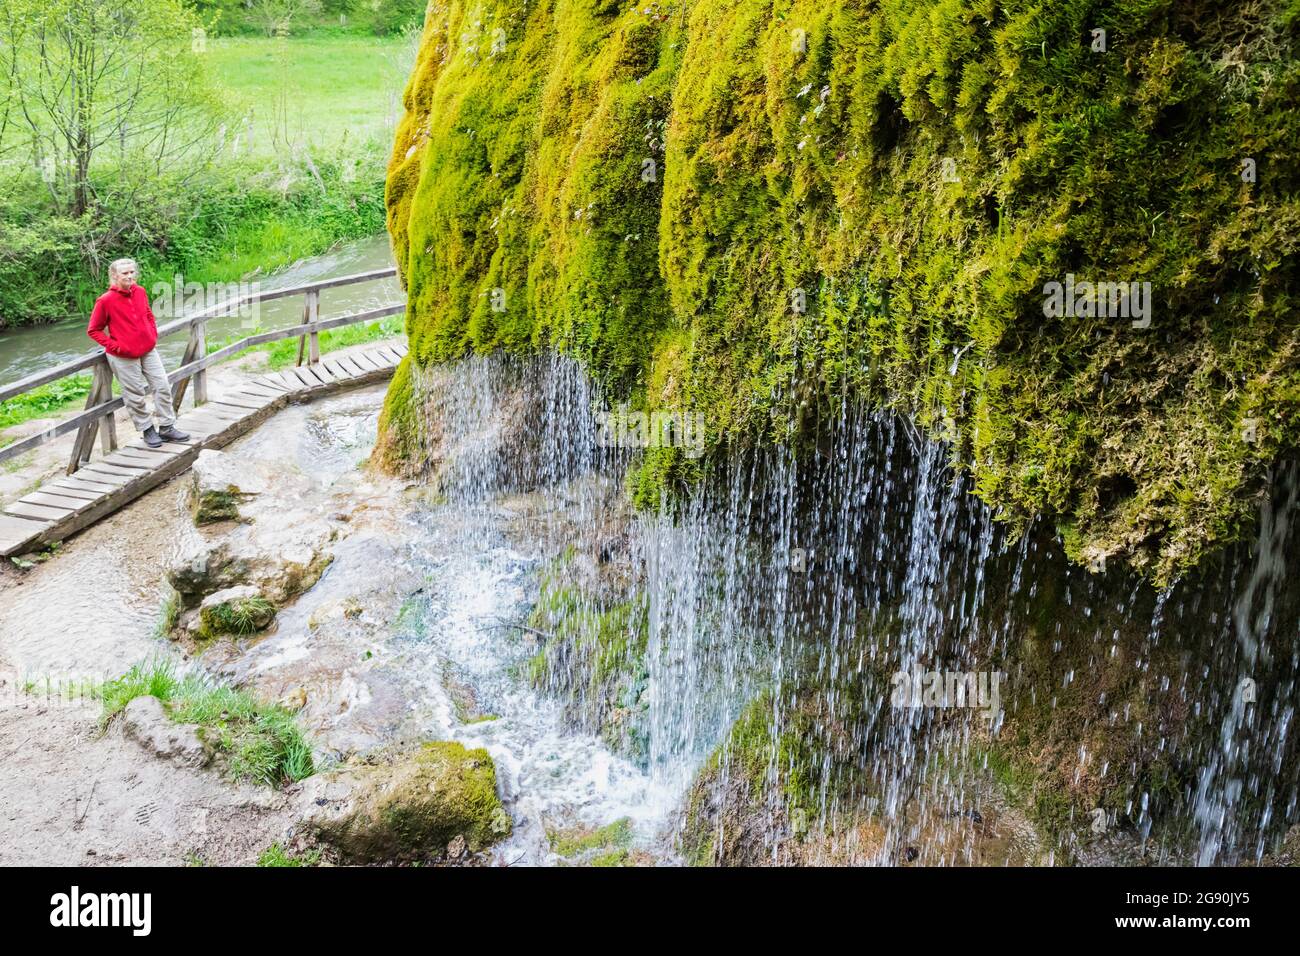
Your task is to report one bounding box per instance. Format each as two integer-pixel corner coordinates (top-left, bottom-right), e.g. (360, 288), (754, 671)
(0, 341), (407, 558)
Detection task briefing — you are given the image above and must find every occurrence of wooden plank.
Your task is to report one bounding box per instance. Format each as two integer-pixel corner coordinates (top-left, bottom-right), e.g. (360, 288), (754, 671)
(82, 457), (151, 474)
(307, 362), (340, 383)
(351, 351), (382, 372)
(50, 475), (120, 495)
(375, 346), (403, 365)
(254, 375), (290, 392)
(29, 483), (100, 501)
(4, 500), (74, 522)
(206, 392), (269, 411)
(199, 401), (257, 419)
(322, 359), (354, 380)
(285, 367), (316, 389)
(109, 448), (174, 465)
(336, 355), (367, 377)
(19, 490), (98, 510)
(266, 371), (302, 391)
(391, 341), (408, 356)
(90, 454), (152, 471)
(124, 439), (190, 456)
(74, 466), (134, 486)
(303, 365), (331, 387)
(232, 383), (285, 400)
(0, 514), (50, 552)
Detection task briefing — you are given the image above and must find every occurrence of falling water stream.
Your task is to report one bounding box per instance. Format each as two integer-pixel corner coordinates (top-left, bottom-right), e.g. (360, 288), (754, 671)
(397, 350), (1300, 866)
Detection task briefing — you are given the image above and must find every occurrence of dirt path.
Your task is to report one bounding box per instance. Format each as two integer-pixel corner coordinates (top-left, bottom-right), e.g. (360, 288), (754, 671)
(0, 372), (412, 867)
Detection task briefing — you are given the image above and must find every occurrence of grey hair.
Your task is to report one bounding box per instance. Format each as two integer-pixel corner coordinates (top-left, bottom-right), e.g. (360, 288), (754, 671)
(108, 257), (137, 278)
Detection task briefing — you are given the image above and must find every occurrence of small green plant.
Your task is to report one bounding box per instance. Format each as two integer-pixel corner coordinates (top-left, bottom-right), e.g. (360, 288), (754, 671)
(548, 817), (633, 859)
(99, 658), (315, 786)
(257, 843), (322, 867)
(153, 590), (182, 639)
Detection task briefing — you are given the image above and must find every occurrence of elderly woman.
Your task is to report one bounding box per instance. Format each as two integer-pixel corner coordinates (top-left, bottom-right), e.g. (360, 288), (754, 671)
(86, 258), (189, 448)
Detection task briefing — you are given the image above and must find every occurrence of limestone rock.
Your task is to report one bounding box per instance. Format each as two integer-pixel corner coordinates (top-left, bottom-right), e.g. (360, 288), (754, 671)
(168, 518), (334, 609)
(297, 741), (512, 863)
(120, 695), (211, 769)
(190, 449), (264, 525)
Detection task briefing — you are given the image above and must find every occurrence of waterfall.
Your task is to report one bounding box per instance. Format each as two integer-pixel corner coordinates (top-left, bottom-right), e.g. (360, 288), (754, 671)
(401, 351), (1300, 865)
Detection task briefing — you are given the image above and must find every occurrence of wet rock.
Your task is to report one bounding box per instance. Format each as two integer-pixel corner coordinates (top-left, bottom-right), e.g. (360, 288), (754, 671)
(169, 519), (334, 609)
(190, 449), (265, 525)
(307, 597), (364, 630)
(297, 741), (512, 863)
(120, 695), (211, 769)
(281, 687), (308, 713)
(199, 585), (277, 638)
(447, 834), (466, 859)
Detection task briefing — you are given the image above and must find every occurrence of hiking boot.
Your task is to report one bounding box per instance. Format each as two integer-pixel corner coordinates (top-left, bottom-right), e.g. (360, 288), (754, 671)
(158, 424), (190, 443)
(142, 425), (162, 448)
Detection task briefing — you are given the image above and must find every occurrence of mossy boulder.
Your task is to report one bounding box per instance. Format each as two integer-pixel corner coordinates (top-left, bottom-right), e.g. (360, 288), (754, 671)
(197, 585), (277, 638)
(298, 741), (512, 863)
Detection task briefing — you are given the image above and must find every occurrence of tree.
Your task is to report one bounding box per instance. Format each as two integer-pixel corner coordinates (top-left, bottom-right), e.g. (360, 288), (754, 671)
(252, 0), (323, 38)
(0, 0), (227, 218)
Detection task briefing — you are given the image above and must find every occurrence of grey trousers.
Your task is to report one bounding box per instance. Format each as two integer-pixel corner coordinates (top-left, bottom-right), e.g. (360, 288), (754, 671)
(105, 349), (176, 433)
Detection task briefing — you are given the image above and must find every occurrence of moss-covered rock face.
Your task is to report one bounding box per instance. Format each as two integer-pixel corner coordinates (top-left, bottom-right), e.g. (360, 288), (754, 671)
(387, 0), (1299, 582)
(300, 741), (512, 864)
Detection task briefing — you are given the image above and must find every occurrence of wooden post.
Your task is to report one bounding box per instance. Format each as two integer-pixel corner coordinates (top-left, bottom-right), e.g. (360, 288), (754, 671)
(193, 318), (208, 406)
(67, 360), (111, 474)
(171, 321), (203, 410)
(97, 361), (118, 455)
(296, 289), (320, 366)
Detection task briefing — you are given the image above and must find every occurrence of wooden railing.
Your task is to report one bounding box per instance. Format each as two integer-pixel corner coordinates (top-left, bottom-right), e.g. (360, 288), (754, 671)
(0, 267), (404, 475)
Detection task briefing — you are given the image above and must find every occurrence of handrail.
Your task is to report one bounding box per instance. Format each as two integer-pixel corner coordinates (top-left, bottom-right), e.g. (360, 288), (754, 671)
(0, 267), (405, 473)
(0, 266), (399, 404)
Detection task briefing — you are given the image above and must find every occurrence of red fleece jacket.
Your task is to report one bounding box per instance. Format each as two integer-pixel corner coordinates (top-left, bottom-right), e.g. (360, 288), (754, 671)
(87, 284), (159, 359)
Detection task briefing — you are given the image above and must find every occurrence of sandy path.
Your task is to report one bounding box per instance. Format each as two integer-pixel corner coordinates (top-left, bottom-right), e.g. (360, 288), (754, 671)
(0, 375), (409, 866)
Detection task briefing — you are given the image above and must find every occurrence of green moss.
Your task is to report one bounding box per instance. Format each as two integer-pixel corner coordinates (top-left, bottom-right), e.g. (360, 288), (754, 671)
(680, 681), (877, 865)
(380, 742), (510, 852)
(548, 816), (633, 857)
(386, 0), (1300, 584)
(192, 489), (243, 525)
(373, 354), (422, 475)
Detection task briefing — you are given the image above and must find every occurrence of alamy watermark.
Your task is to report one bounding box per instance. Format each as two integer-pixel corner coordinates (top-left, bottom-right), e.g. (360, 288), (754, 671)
(151, 274), (262, 328)
(1042, 273), (1152, 328)
(596, 404), (705, 458)
(891, 669), (1005, 720)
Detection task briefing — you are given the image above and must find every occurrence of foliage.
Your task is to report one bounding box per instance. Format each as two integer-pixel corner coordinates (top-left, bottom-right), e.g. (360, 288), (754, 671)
(0, 375), (92, 437)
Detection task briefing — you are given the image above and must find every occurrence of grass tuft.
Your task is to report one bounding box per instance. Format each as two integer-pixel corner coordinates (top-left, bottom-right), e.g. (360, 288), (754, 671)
(99, 658), (315, 787)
